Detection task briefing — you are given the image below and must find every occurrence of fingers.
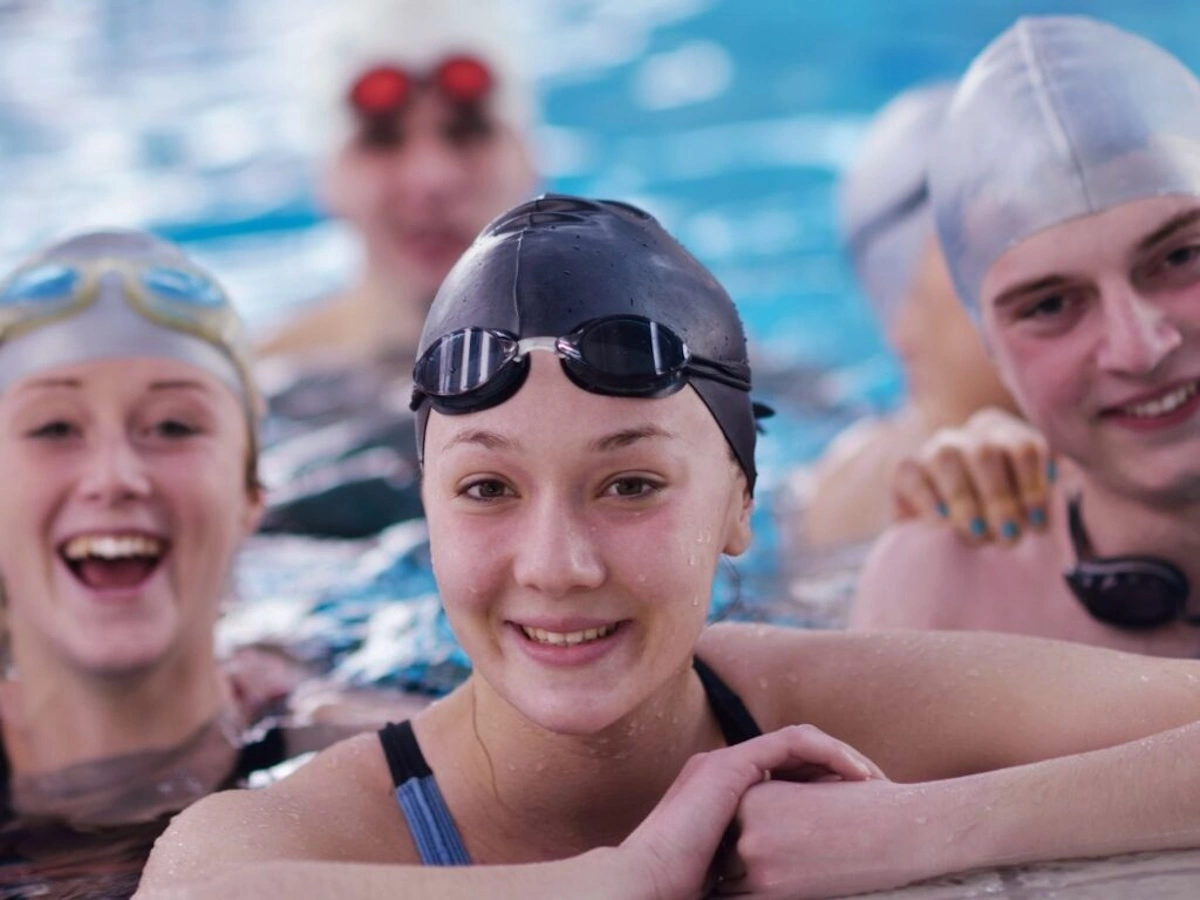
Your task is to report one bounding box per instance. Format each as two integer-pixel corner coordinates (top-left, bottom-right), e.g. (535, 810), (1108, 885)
(766, 724), (884, 782)
(891, 408), (1054, 544)
(626, 726), (882, 861)
(891, 459), (943, 521)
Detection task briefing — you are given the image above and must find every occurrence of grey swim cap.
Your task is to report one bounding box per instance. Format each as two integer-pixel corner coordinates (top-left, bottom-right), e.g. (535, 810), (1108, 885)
(0, 230), (255, 410)
(839, 82), (955, 323)
(414, 194), (763, 492)
(932, 16), (1200, 314)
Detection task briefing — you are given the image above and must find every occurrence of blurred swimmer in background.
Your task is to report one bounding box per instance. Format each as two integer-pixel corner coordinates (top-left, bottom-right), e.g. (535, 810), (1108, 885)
(259, 0), (539, 369)
(801, 82), (1021, 550)
(854, 17), (1200, 656)
(252, 0), (540, 539)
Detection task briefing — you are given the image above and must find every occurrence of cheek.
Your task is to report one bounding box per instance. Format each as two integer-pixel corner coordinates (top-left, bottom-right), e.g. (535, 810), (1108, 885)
(992, 335), (1086, 428)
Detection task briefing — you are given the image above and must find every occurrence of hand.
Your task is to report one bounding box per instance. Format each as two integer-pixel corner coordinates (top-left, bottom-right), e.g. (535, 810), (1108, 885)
(892, 407), (1055, 544)
(621, 725), (883, 900)
(713, 778), (942, 899)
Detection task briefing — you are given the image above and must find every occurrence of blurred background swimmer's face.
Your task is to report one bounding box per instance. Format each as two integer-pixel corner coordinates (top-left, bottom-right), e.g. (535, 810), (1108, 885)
(421, 354), (750, 735)
(322, 81), (537, 298)
(887, 238), (1012, 427)
(980, 194), (1200, 502)
(0, 358), (262, 677)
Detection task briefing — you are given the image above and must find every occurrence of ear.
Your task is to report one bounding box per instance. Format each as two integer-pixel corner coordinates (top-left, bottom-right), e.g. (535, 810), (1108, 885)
(722, 485), (753, 557)
(242, 482), (266, 538)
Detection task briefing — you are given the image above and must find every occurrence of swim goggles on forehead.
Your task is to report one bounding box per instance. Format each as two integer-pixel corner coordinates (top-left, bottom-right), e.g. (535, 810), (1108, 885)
(1063, 494), (1198, 630)
(410, 315), (752, 415)
(348, 56), (494, 118)
(0, 255), (242, 348)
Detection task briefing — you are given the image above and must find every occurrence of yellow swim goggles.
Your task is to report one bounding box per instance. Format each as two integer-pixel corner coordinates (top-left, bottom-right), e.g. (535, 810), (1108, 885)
(0, 255), (245, 352)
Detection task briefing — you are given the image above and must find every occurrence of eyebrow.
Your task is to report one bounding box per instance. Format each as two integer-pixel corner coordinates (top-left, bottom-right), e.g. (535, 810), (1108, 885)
(1137, 207), (1200, 255)
(19, 377), (81, 390)
(443, 429), (519, 453)
(147, 380), (210, 393)
(589, 425), (676, 453)
(441, 425), (677, 455)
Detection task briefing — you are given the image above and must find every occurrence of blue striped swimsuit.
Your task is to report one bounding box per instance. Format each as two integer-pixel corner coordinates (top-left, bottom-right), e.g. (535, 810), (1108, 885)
(376, 656), (763, 865)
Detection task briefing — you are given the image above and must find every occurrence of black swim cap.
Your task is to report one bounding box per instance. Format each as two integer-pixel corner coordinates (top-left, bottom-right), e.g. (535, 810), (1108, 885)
(414, 194), (761, 492)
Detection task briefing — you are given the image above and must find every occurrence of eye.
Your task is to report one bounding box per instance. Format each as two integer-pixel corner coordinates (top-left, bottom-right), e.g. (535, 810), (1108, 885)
(26, 420), (76, 440)
(152, 419), (200, 439)
(1017, 294), (1068, 320)
(462, 478), (514, 501)
(1162, 244), (1200, 268)
(603, 476), (662, 499)
(443, 108), (492, 147)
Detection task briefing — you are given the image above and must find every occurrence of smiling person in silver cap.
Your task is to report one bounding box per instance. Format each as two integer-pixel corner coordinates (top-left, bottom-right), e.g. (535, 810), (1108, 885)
(802, 81), (1019, 550)
(853, 17), (1200, 654)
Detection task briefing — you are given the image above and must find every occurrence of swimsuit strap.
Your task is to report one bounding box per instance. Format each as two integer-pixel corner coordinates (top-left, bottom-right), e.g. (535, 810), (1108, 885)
(693, 656), (763, 745)
(377, 657), (762, 866)
(377, 720), (471, 866)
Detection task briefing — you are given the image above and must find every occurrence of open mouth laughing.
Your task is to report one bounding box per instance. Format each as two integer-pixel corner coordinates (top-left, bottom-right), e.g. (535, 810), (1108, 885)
(60, 532), (167, 591)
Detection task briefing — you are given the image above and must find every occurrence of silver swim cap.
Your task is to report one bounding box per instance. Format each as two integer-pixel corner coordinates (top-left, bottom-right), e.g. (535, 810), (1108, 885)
(839, 82), (955, 323)
(932, 16), (1200, 313)
(0, 231), (254, 408)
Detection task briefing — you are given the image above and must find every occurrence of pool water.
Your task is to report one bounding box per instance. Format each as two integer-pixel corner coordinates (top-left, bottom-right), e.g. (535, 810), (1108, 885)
(4, 1), (1200, 896)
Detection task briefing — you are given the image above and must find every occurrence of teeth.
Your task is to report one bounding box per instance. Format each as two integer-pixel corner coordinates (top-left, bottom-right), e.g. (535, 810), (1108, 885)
(1119, 382), (1198, 418)
(520, 624), (618, 646)
(63, 534), (163, 561)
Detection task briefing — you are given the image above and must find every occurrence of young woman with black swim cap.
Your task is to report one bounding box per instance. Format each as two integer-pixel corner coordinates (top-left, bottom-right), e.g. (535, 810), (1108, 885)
(143, 196), (1200, 899)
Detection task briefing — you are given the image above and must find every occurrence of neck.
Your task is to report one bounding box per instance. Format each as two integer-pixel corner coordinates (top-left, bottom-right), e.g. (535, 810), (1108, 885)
(442, 665), (724, 861)
(1070, 472), (1200, 595)
(0, 646), (234, 778)
(344, 263), (435, 365)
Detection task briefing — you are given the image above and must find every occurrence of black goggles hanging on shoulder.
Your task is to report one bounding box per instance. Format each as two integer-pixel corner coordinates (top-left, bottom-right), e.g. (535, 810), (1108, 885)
(1063, 494), (1197, 630)
(410, 315), (752, 415)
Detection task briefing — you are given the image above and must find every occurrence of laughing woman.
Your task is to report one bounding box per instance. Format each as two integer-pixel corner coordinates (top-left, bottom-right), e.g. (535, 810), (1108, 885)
(0, 231), (304, 894)
(142, 197), (1200, 899)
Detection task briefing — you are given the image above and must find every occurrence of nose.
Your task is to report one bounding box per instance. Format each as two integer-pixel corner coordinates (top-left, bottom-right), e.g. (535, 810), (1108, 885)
(78, 434), (152, 504)
(1095, 287), (1182, 375)
(511, 494), (606, 598)
(388, 129), (465, 205)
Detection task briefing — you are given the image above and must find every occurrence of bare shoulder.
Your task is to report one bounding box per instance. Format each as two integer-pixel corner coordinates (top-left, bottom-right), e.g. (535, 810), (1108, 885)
(802, 414), (922, 547)
(850, 519), (990, 629)
(256, 294), (352, 360)
(140, 732), (414, 892)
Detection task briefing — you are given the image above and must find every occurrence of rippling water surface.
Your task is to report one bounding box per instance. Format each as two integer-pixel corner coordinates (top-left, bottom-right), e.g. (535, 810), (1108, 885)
(3, 1), (1200, 896)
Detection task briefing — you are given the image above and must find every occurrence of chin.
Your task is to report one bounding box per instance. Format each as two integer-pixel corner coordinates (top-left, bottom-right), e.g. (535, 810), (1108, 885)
(518, 687), (648, 739)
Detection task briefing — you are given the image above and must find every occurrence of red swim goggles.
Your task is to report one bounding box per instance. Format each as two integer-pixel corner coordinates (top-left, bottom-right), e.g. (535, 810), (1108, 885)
(347, 56), (494, 117)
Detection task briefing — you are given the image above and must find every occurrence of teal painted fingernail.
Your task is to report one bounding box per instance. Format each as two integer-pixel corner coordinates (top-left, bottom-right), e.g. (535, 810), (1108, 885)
(1046, 460), (1058, 483)
(969, 517), (987, 537)
(1000, 520), (1019, 540)
(936, 502), (949, 518)
(1029, 507), (1046, 527)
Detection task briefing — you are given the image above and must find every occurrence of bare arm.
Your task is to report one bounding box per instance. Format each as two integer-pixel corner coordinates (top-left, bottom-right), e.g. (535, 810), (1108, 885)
(720, 718), (1200, 898)
(700, 624), (1200, 782)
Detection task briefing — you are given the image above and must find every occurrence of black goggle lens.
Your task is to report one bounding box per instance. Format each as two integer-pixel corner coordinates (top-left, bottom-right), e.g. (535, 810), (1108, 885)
(568, 318), (686, 392)
(412, 316), (735, 413)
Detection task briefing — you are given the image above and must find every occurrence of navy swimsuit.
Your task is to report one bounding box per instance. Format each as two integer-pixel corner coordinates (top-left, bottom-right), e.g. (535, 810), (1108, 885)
(377, 657), (764, 866)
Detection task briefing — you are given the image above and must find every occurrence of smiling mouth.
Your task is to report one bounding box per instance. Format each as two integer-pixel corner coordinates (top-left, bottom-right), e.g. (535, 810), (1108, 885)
(60, 534), (166, 591)
(1106, 380), (1200, 419)
(518, 624), (620, 647)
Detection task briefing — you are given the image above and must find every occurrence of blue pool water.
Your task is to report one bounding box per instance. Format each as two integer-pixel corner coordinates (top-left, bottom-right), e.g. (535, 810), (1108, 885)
(4, 0), (1200, 687)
